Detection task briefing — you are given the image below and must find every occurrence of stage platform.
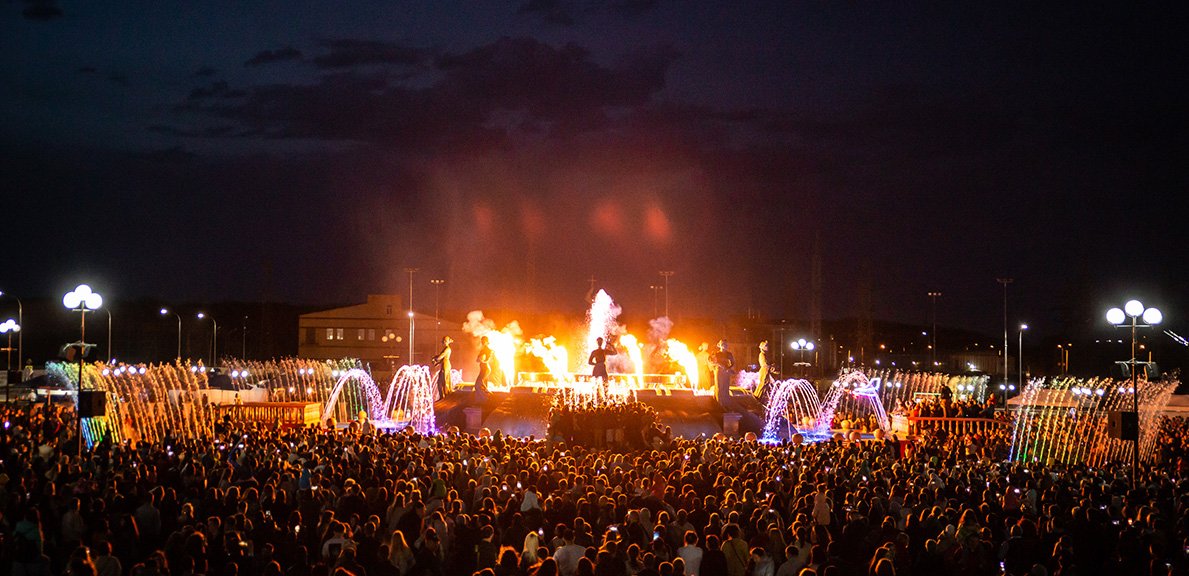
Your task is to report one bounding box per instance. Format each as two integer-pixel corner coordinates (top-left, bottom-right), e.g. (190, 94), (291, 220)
(433, 385), (769, 438)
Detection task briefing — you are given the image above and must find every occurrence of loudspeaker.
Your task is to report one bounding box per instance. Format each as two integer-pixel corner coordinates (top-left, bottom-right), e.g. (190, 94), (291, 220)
(1107, 411), (1138, 440)
(78, 390), (107, 418)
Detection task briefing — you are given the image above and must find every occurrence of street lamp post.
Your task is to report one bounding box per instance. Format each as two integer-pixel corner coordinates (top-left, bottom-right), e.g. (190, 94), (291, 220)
(659, 271), (674, 318)
(197, 312), (218, 367)
(997, 278), (1013, 388)
(1107, 299), (1162, 485)
(104, 308), (113, 362)
(63, 284), (102, 454)
(431, 279), (445, 344)
(0, 291), (22, 370)
(0, 319), (19, 371)
(1018, 323), (1028, 392)
(927, 291), (942, 368)
(160, 308), (182, 360)
(407, 311), (415, 366)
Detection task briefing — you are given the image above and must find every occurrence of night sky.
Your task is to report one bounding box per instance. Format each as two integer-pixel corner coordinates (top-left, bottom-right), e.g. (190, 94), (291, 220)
(2, 2), (1185, 342)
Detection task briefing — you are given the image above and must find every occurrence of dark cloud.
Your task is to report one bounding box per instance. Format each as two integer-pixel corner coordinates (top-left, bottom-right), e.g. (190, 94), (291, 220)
(194, 66), (218, 77)
(612, 0), (659, 17)
(178, 37), (675, 148)
(312, 39), (427, 69)
(148, 124), (253, 138)
(244, 47), (304, 67)
(517, 0), (573, 26)
(21, 0), (62, 20)
(134, 146), (197, 163)
(186, 81), (247, 100)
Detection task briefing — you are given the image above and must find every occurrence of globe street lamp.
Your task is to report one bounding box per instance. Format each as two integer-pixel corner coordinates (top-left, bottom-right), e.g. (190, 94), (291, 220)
(160, 308), (182, 360)
(1106, 299), (1162, 485)
(0, 319), (19, 371)
(790, 338), (815, 377)
(0, 291), (22, 371)
(197, 312), (218, 367)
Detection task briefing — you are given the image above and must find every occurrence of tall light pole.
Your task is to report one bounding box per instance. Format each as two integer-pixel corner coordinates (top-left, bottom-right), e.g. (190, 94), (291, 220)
(0, 319), (19, 371)
(405, 268), (419, 311)
(63, 284), (101, 455)
(103, 308), (113, 362)
(405, 268), (419, 365)
(197, 312), (218, 367)
(1018, 323), (1028, 391)
(1107, 299), (1162, 485)
(430, 279), (445, 342)
(0, 291), (22, 371)
(927, 291), (941, 368)
(659, 271), (674, 318)
(997, 278), (1013, 387)
(160, 308), (182, 360)
(240, 315), (248, 358)
(407, 311), (415, 366)
(649, 285), (661, 318)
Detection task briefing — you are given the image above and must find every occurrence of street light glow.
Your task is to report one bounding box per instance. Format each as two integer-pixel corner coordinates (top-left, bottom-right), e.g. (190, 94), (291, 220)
(63, 284), (103, 310)
(1106, 307), (1125, 325)
(1124, 299), (1144, 317)
(1142, 308), (1162, 325)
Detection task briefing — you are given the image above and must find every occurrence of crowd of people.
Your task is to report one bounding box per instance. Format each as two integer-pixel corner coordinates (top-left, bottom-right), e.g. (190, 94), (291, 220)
(547, 402), (666, 450)
(2, 400), (1189, 576)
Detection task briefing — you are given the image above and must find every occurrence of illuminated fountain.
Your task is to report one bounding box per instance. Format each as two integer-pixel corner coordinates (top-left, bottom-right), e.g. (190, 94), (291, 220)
(48, 360), (218, 447)
(1009, 375), (1178, 466)
(819, 369), (891, 433)
(761, 378), (825, 441)
(380, 365), (437, 434)
(865, 369), (990, 409)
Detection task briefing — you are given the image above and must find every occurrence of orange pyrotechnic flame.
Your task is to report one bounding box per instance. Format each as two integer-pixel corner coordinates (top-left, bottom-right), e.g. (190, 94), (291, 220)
(528, 336), (570, 383)
(619, 333), (645, 386)
(463, 311), (521, 388)
(666, 339), (698, 388)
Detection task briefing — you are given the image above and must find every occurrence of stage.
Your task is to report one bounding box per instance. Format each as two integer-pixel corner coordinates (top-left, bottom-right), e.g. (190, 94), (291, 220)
(432, 385), (770, 438)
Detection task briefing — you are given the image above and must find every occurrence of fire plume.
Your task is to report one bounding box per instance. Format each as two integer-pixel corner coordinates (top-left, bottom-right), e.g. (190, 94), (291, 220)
(666, 339), (698, 388)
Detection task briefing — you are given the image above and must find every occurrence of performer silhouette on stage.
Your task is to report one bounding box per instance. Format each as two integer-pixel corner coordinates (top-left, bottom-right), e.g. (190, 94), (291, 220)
(755, 340), (772, 400)
(432, 336), (453, 399)
(588, 336), (617, 381)
(710, 339), (735, 402)
(474, 335), (491, 401)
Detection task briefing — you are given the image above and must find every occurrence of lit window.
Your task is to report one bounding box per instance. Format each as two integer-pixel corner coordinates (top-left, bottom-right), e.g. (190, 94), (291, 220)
(357, 329), (365, 341)
(326, 328), (334, 341)
(367, 329), (375, 341)
(386, 305), (393, 316)
(336, 328), (344, 340)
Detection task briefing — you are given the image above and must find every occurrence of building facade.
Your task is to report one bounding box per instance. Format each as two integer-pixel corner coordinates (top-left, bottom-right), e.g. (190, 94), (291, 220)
(298, 294), (460, 381)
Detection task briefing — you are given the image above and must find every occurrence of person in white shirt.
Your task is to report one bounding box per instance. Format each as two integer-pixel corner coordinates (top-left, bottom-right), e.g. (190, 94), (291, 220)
(520, 485), (541, 512)
(553, 527), (587, 576)
(775, 544), (804, 576)
(676, 531), (703, 576)
(750, 547), (774, 576)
